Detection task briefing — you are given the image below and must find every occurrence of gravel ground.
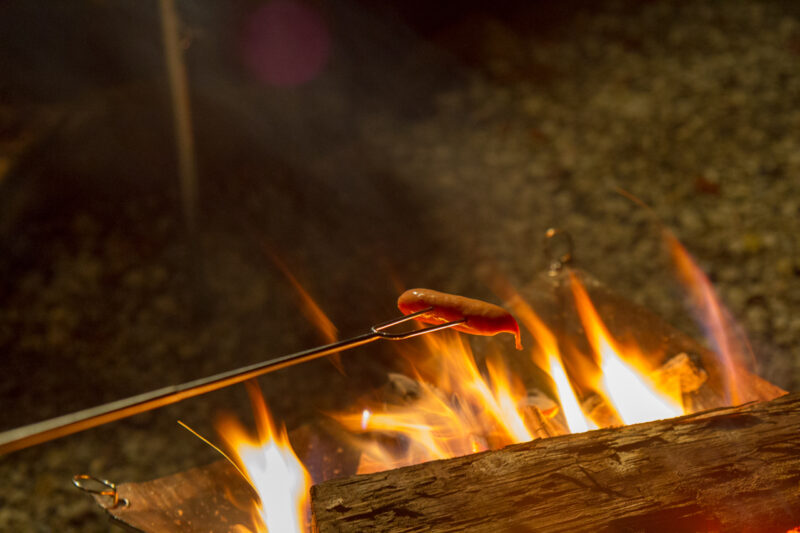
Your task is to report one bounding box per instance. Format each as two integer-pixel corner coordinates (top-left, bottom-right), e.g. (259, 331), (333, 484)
(1, 0), (799, 530)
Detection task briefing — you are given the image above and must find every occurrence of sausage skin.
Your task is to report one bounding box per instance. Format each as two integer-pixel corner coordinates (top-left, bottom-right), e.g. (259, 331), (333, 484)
(397, 288), (522, 350)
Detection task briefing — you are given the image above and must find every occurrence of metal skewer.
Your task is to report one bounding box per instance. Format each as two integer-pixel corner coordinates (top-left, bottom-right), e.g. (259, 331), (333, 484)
(0, 308), (462, 455)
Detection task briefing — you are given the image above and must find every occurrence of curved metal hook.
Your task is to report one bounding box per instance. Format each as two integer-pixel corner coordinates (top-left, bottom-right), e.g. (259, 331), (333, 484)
(72, 474), (128, 509)
(371, 307), (465, 339)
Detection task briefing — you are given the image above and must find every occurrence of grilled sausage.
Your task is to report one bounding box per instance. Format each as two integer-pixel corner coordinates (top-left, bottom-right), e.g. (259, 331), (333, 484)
(397, 288), (522, 350)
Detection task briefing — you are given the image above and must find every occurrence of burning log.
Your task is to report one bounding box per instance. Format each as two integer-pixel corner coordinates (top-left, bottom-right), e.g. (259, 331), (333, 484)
(91, 421), (361, 533)
(80, 259), (791, 532)
(508, 268), (785, 407)
(650, 352), (707, 395)
(580, 353), (708, 429)
(311, 392), (800, 532)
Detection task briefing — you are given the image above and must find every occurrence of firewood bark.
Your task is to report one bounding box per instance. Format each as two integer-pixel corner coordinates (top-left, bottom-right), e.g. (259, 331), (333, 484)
(311, 392), (800, 532)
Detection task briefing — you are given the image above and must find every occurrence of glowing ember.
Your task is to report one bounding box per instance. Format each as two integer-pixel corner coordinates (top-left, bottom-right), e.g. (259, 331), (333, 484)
(217, 382), (311, 533)
(571, 272), (683, 425)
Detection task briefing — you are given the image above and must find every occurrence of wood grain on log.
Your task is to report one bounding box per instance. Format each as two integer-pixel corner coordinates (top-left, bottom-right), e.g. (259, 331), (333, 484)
(311, 392), (800, 532)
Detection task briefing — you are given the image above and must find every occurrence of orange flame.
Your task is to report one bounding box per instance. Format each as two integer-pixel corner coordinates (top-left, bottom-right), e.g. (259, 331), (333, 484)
(332, 274), (694, 473)
(217, 252), (724, 526)
(268, 254), (338, 345)
(546, 352), (594, 433)
(269, 252), (345, 374)
(217, 382), (311, 533)
(504, 289), (593, 433)
(570, 272), (683, 424)
(666, 231), (754, 405)
(333, 332), (534, 473)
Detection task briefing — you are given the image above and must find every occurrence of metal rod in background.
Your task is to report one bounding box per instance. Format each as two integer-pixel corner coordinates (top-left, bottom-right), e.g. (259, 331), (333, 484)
(159, 0), (198, 234)
(0, 309), (462, 455)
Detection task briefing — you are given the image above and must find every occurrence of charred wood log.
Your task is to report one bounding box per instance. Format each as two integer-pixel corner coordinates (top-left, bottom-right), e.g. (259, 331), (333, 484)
(311, 392), (800, 532)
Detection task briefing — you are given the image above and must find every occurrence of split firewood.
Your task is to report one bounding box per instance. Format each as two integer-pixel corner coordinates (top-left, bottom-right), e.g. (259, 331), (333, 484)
(520, 389), (558, 417)
(517, 390), (563, 437)
(522, 405), (564, 438)
(580, 392), (622, 428)
(311, 392), (800, 532)
(579, 352), (709, 427)
(518, 268), (786, 411)
(384, 372), (422, 403)
(651, 352), (708, 396)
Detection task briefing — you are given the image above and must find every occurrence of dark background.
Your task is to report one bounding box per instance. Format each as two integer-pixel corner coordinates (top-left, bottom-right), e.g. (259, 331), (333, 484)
(1, 0), (799, 530)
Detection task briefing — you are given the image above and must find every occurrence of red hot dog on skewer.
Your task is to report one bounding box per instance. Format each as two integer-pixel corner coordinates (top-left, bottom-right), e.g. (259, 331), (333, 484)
(397, 288), (523, 350)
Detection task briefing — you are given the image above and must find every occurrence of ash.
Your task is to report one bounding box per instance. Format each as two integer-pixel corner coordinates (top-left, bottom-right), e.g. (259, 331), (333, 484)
(0, 0), (798, 530)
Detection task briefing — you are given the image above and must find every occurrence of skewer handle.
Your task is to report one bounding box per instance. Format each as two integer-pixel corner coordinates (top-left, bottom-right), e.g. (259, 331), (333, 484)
(0, 309), (461, 455)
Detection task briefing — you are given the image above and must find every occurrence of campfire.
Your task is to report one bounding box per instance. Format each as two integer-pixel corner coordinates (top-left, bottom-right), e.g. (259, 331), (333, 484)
(77, 231), (795, 532)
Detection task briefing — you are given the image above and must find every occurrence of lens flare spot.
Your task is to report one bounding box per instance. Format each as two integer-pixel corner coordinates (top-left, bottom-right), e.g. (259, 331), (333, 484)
(242, 0), (331, 87)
